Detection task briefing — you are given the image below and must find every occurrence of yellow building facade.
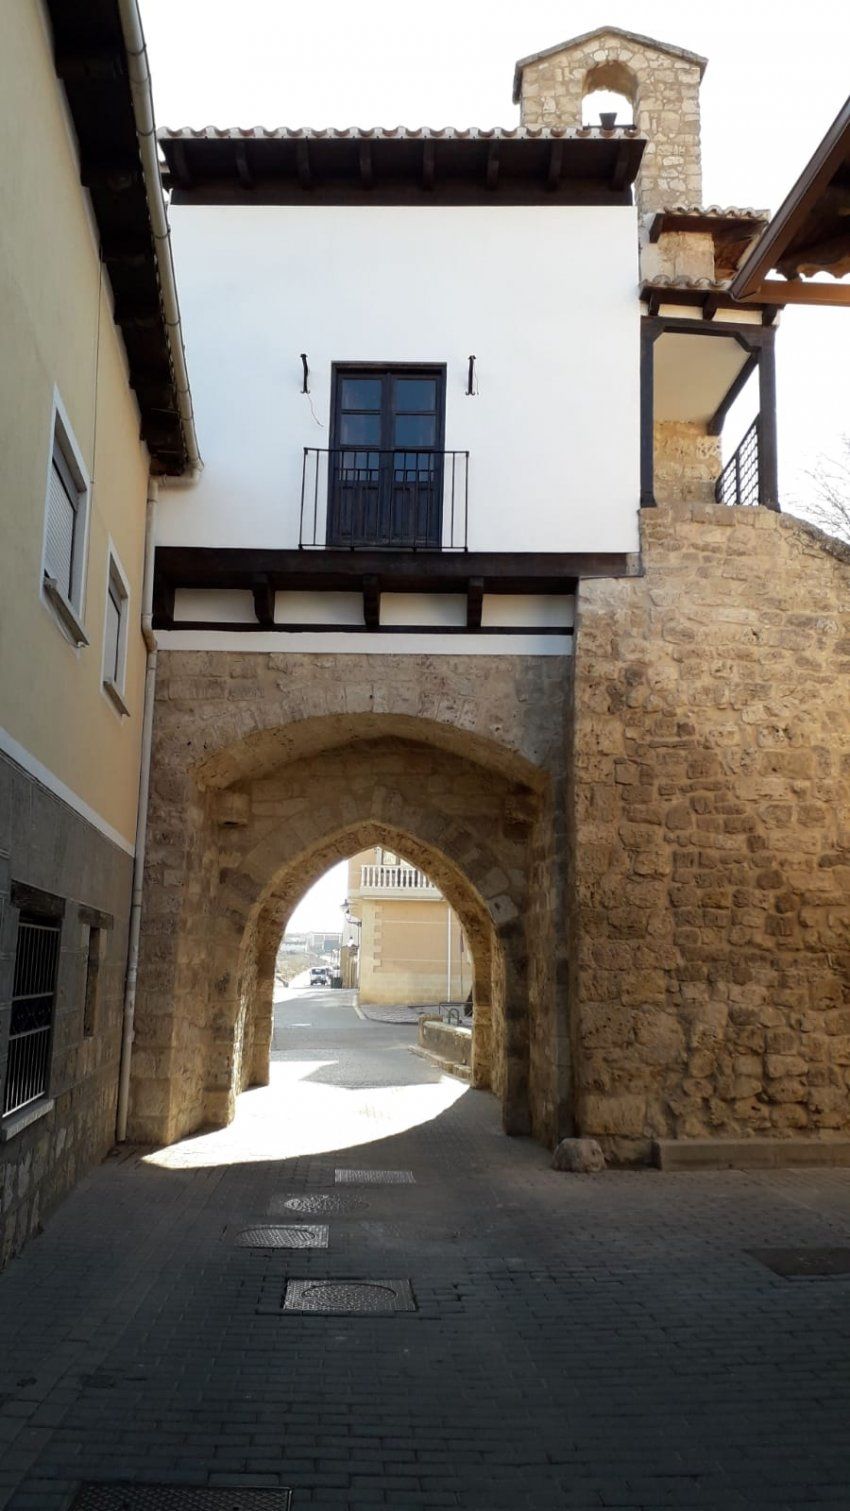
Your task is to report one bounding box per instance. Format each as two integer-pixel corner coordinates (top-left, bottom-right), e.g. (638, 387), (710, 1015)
(345, 849), (468, 1007)
(0, 0), (195, 1265)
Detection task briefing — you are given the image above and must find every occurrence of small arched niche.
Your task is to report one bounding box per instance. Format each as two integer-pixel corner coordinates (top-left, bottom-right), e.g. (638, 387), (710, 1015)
(581, 60), (637, 128)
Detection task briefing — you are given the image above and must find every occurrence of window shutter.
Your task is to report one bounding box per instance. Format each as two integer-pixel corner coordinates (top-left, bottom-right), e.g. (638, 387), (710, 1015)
(104, 579), (121, 683)
(45, 452), (77, 600)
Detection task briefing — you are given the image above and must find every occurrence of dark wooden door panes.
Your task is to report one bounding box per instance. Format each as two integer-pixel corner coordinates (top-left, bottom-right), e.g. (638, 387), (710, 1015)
(329, 366), (444, 548)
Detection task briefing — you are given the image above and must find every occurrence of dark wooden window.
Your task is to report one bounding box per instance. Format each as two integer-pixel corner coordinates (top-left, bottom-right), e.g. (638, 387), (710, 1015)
(328, 365), (446, 548)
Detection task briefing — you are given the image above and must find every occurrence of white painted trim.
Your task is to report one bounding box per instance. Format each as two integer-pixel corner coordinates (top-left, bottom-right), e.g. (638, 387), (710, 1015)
(0, 726), (135, 857)
(155, 630), (572, 656)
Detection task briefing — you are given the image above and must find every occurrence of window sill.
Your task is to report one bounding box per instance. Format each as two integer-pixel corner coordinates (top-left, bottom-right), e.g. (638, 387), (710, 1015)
(103, 678), (130, 717)
(0, 1097), (54, 1142)
(43, 575), (89, 647)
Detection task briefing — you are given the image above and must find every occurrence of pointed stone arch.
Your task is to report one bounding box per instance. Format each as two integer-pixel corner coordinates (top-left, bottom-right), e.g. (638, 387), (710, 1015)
(130, 652), (569, 1152)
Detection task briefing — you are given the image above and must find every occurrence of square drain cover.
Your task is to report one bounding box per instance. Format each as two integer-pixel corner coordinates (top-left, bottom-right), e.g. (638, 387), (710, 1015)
(269, 1193), (367, 1215)
(748, 1246), (850, 1277)
(235, 1224), (328, 1248)
(70, 1487), (292, 1509)
(335, 1168), (415, 1185)
(283, 1278), (416, 1314)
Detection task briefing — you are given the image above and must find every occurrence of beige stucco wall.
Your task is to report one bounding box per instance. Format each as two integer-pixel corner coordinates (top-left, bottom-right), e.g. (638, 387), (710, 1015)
(0, 1), (150, 848)
(358, 897), (468, 1006)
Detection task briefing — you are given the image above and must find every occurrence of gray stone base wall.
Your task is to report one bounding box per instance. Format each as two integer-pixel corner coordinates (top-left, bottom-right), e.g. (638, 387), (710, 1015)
(0, 751), (132, 1266)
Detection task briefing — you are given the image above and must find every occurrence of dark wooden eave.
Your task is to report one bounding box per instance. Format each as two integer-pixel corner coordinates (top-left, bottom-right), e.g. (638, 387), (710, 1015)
(43, 0), (189, 472)
(159, 129), (646, 207)
(640, 281), (779, 322)
(730, 94), (850, 307)
(152, 546), (636, 632)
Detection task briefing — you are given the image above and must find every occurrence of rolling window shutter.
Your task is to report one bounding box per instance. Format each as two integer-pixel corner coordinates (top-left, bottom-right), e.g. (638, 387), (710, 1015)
(45, 448), (78, 600)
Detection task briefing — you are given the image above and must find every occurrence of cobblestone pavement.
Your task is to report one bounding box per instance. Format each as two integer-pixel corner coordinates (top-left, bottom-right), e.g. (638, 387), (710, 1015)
(1, 989), (850, 1510)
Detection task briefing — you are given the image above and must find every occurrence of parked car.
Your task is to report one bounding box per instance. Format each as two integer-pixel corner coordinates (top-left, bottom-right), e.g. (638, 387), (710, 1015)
(309, 966), (331, 986)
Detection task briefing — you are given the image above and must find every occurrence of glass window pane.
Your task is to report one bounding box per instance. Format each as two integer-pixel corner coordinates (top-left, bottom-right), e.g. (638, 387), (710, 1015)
(393, 413), (436, 447)
(394, 378), (437, 412)
(340, 413), (382, 445)
(340, 376), (382, 410)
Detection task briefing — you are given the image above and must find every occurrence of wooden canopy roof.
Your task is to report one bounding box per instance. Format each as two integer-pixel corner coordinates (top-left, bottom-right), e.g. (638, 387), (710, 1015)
(731, 95), (850, 307)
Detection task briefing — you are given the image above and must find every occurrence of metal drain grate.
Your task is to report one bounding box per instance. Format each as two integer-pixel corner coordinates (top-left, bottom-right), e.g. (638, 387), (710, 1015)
(270, 1193), (368, 1215)
(335, 1168), (415, 1185)
(748, 1246), (850, 1277)
(283, 1278), (416, 1314)
(234, 1225), (328, 1248)
(70, 1486), (293, 1509)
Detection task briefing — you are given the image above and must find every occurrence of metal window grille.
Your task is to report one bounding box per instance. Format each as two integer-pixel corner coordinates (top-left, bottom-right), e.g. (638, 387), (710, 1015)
(3, 913), (60, 1116)
(715, 417), (761, 507)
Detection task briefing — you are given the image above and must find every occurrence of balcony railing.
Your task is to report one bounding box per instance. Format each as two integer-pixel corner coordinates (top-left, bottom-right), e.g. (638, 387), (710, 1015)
(300, 447), (469, 551)
(359, 864), (441, 897)
(715, 417), (763, 507)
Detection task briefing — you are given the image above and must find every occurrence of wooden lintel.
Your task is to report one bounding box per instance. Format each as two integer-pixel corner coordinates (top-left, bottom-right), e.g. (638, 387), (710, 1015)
(296, 140), (313, 189)
(54, 48), (122, 82)
(546, 140), (563, 192)
(363, 575), (381, 631)
(252, 577), (275, 628)
(173, 143), (194, 189)
(359, 141), (374, 189)
(422, 141), (435, 191)
(235, 144), (253, 189)
(80, 164), (142, 192)
(611, 141), (631, 192)
(741, 279), (850, 307)
(466, 577), (484, 630)
(486, 143), (500, 191)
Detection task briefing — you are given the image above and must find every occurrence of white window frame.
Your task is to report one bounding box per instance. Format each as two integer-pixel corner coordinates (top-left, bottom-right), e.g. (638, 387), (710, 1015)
(40, 391), (91, 647)
(101, 543), (131, 717)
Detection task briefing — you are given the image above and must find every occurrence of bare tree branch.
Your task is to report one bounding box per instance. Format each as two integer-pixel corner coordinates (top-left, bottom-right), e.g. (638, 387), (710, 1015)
(790, 435), (850, 544)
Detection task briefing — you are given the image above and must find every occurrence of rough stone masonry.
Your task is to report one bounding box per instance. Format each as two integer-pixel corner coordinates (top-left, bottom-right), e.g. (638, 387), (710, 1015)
(570, 502), (850, 1161)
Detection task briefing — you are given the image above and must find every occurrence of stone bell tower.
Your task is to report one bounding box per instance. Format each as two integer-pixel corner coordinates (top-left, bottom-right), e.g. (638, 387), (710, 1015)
(513, 25), (706, 217)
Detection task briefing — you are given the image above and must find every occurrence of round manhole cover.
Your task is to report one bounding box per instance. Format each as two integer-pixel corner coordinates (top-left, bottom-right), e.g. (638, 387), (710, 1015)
(284, 1279), (415, 1313)
(280, 1194), (368, 1215)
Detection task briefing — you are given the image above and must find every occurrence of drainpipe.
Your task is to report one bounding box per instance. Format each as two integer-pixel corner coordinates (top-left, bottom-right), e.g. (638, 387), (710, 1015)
(116, 0), (201, 475)
(116, 477), (158, 1142)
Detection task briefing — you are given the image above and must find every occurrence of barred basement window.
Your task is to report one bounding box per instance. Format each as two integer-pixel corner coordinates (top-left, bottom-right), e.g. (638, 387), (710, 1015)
(3, 912), (61, 1116)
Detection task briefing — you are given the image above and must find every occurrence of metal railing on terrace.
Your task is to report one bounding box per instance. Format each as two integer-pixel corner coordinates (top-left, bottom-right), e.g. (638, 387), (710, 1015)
(300, 448), (469, 550)
(715, 417), (779, 510)
(359, 864), (442, 896)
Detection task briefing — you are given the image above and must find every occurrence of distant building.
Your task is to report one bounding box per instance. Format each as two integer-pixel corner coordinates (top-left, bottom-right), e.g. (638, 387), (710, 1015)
(345, 849), (467, 1007)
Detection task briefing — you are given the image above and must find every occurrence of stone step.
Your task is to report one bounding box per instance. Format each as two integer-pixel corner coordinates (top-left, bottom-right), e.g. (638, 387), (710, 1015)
(654, 1138), (850, 1171)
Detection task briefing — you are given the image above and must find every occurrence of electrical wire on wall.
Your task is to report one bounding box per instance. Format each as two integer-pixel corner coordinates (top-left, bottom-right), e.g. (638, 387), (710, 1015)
(300, 353), (324, 428)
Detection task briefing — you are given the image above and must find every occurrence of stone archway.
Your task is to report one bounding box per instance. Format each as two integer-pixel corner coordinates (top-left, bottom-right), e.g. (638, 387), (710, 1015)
(234, 819), (502, 1116)
(130, 653), (570, 1152)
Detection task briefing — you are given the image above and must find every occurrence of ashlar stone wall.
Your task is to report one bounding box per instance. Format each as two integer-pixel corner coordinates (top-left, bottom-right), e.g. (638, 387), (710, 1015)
(571, 503), (850, 1160)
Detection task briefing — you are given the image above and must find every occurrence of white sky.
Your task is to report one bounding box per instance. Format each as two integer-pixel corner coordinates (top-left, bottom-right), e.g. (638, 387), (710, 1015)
(287, 858), (349, 933)
(142, 1), (850, 929)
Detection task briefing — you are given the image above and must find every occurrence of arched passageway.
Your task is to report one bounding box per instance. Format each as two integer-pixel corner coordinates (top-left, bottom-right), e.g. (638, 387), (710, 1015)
(130, 658), (570, 1151)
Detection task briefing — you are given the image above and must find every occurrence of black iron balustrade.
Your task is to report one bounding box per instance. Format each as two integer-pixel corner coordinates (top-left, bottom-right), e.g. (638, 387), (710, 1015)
(300, 447), (469, 550)
(715, 417), (762, 507)
(3, 915), (60, 1116)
